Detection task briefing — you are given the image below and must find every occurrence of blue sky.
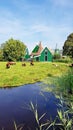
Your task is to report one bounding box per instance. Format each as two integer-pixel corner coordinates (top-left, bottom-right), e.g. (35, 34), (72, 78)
(0, 0), (73, 52)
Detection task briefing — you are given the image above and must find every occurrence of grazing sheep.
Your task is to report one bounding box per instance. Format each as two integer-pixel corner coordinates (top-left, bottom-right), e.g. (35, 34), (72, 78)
(6, 63), (10, 69)
(30, 60), (34, 66)
(8, 62), (16, 65)
(6, 61), (16, 69)
(22, 63), (26, 66)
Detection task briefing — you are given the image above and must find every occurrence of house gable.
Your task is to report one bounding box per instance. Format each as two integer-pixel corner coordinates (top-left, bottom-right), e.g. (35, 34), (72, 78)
(39, 47), (53, 61)
(34, 47), (53, 62)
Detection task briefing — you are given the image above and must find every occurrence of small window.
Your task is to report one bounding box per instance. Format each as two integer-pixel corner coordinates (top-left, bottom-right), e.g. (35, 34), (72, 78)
(45, 50), (48, 55)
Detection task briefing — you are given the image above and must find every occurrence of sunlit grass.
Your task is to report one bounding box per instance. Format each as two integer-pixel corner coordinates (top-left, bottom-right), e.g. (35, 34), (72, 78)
(0, 62), (69, 87)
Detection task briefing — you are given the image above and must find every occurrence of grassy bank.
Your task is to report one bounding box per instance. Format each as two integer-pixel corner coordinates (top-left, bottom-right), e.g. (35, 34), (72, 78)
(43, 67), (73, 101)
(0, 62), (69, 87)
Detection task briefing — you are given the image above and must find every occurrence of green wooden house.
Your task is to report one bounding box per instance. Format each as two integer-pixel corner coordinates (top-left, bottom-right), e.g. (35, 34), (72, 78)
(30, 42), (53, 62)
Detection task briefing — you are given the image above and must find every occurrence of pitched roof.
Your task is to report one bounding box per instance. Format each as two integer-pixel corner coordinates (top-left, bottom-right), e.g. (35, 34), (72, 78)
(30, 42), (54, 57)
(31, 42), (43, 56)
(32, 45), (39, 53)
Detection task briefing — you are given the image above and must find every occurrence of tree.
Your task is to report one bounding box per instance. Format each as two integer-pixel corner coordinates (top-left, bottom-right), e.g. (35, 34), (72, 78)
(2, 38), (26, 61)
(0, 48), (3, 61)
(0, 44), (4, 61)
(63, 33), (73, 58)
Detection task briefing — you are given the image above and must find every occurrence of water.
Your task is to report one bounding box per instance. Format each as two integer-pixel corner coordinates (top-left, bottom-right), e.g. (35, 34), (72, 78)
(0, 82), (59, 130)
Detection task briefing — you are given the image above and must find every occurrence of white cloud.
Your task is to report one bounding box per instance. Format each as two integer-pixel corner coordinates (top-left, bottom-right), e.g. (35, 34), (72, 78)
(29, 24), (73, 49)
(0, 1), (73, 51)
(0, 14), (72, 50)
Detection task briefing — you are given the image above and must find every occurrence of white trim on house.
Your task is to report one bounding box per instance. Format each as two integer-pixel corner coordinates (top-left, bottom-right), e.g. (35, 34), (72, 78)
(34, 55), (41, 58)
(39, 47), (53, 55)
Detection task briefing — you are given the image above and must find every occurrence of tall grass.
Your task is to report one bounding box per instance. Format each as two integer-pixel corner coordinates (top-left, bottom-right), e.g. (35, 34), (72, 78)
(30, 96), (73, 130)
(56, 95), (73, 130)
(30, 102), (51, 130)
(14, 121), (23, 130)
(54, 68), (73, 96)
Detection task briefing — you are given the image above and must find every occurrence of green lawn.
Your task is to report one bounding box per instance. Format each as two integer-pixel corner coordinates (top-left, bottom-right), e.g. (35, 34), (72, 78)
(0, 62), (69, 87)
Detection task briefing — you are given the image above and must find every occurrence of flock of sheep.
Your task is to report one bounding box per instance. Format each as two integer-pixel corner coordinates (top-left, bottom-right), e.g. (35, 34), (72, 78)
(6, 61), (34, 69)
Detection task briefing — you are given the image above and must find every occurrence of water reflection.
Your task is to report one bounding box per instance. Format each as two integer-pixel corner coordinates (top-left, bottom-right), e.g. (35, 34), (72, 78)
(0, 82), (59, 130)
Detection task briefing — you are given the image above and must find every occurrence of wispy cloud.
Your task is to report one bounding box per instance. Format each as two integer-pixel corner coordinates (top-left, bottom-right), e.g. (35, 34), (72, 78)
(0, 11), (72, 50)
(0, 0), (73, 51)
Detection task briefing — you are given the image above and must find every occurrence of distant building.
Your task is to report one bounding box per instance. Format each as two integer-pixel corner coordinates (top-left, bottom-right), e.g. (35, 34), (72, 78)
(54, 44), (62, 56)
(30, 42), (53, 62)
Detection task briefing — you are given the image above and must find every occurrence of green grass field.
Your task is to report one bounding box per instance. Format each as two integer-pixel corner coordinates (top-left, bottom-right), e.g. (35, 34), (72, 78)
(0, 62), (69, 87)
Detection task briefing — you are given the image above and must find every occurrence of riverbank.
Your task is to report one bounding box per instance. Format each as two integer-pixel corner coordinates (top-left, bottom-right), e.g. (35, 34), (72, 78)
(0, 62), (69, 87)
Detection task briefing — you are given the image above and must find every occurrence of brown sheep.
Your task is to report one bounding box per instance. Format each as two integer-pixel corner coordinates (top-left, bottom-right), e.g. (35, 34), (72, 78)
(8, 62), (16, 65)
(6, 63), (10, 69)
(30, 61), (34, 66)
(22, 63), (26, 66)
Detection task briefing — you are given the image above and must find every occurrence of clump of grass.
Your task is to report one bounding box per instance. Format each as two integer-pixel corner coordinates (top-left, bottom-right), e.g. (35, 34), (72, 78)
(56, 95), (73, 130)
(30, 101), (50, 130)
(54, 68), (73, 96)
(43, 68), (73, 98)
(30, 96), (73, 130)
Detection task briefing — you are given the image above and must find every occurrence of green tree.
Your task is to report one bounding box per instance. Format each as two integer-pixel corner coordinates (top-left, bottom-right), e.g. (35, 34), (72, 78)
(2, 38), (26, 61)
(63, 33), (73, 58)
(0, 48), (3, 61)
